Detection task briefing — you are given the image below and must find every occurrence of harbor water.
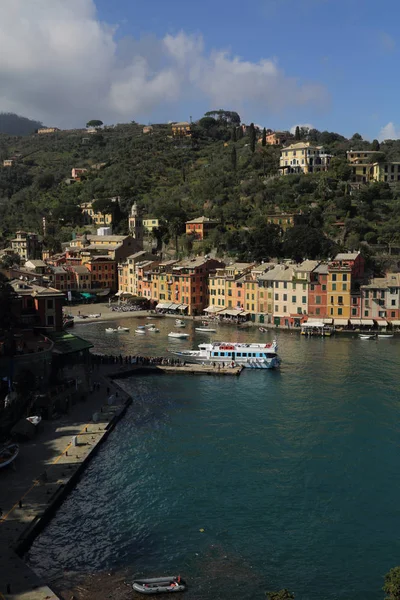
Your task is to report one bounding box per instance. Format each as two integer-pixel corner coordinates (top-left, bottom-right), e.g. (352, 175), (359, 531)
(28, 318), (400, 599)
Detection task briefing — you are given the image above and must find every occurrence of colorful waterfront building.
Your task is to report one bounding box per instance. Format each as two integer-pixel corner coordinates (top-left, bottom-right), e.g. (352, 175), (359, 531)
(208, 263), (255, 314)
(360, 273), (400, 325)
(85, 256), (117, 292)
(154, 257), (224, 315)
(327, 252), (365, 325)
(9, 280), (64, 330)
(117, 251), (156, 295)
(307, 263), (329, 319)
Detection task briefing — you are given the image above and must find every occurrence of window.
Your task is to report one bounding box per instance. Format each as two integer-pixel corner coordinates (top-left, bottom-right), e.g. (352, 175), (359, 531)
(47, 299), (54, 309)
(330, 296), (334, 304)
(283, 306), (287, 313)
(332, 283), (336, 291)
(316, 296), (321, 304)
(364, 310), (369, 317)
(283, 294), (287, 301)
(275, 293), (279, 301)
(392, 299), (396, 306)
(342, 283), (347, 291)
(332, 274), (337, 282)
(302, 296), (306, 304)
(338, 296), (343, 304)
(392, 311), (396, 317)
(316, 308), (320, 315)
(342, 274), (347, 282)
(330, 307), (333, 315)
(47, 315), (54, 326)
(292, 296), (296, 303)
(283, 282), (287, 289)
(338, 308), (343, 315)
(274, 305), (278, 312)
(352, 308), (357, 316)
(322, 285), (326, 291)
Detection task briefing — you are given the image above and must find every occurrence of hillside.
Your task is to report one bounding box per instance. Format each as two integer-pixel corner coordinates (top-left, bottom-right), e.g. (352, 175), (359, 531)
(0, 112), (43, 136)
(1, 118), (400, 263)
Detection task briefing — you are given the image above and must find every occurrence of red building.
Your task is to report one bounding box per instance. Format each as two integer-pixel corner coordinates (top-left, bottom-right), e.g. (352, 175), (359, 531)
(10, 280), (64, 331)
(185, 216), (219, 241)
(307, 264), (329, 318)
(85, 256), (117, 292)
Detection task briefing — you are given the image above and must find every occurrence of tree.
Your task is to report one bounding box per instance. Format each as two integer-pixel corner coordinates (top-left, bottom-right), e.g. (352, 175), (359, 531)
(294, 126), (301, 141)
(283, 225), (335, 262)
(384, 566), (400, 600)
(0, 253), (21, 269)
(231, 127), (237, 143)
(351, 132), (363, 140)
(0, 273), (18, 331)
(86, 120), (103, 128)
(266, 590), (294, 600)
(92, 197), (116, 216)
(198, 117), (218, 130)
(231, 146), (237, 172)
(249, 123), (256, 153)
(262, 127), (267, 147)
(204, 110), (241, 125)
(371, 139), (380, 151)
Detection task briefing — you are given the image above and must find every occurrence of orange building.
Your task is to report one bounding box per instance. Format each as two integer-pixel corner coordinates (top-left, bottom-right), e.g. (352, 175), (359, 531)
(185, 216), (219, 240)
(85, 256), (117, 292)
(155, 257), (225, 315)
(171, 122), (191, 137)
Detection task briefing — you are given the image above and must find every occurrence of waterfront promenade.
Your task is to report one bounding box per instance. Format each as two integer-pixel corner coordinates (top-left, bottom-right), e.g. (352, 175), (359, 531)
(0, 373), (132, 600)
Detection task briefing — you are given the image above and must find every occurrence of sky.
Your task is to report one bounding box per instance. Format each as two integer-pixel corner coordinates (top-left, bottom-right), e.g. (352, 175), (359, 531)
(1, 0), (399, 140)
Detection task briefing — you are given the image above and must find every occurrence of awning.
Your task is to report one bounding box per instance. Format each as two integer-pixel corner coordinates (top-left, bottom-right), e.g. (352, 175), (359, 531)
(47, 332), (93, 355)
(350, 319), (361, 325)
(224, 309), (244, 316)
(360, 319), (374, 325)
(375, 319), (388, 326)
(204, 306), (223, 314)
(177, 304), (188, 310)
(389, 320), (400, 325)
(156, 302), (172, 310)
(303, 321), (325, 328)
(168, 303), (182, 311)
(334, 319), (349, 326)
(96, 288), (110, 296)
(322, 318), (333, 324)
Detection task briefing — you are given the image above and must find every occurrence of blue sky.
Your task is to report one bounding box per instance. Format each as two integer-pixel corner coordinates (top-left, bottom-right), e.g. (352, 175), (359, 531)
(1, 0), (399, 140)
(94, 0), (399, 139)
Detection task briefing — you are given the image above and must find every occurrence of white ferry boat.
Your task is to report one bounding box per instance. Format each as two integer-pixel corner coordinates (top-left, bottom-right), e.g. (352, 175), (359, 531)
(171, 340), (280, 369)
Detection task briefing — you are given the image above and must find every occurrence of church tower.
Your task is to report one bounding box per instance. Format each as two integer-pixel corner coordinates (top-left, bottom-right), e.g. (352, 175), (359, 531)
(128, 203), (144, 241)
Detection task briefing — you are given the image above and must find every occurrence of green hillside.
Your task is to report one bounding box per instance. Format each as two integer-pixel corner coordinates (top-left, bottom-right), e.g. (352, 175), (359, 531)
(1, 117), (400, 263)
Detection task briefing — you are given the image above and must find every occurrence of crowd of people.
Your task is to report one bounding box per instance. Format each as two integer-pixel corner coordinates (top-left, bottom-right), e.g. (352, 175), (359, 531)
(110, 303), (146, 313)
(91, 353), (185, 366)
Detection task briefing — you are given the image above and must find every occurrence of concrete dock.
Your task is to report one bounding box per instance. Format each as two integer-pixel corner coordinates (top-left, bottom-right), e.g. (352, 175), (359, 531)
(0, 375), (132, 600)
(107, 363), (243, 378)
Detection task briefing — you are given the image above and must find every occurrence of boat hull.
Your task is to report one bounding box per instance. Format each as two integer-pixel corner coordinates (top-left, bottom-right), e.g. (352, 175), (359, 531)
(172, 354), (280, 369)
(133, 577), (186, 594)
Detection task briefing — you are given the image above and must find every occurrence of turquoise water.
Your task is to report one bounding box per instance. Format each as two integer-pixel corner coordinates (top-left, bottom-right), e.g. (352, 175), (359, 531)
(28, 319), (400, 599)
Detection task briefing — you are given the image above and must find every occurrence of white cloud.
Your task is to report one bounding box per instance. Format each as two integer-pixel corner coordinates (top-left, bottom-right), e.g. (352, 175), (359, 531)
(0, 0), (328, 127)
(290, 123), (314, 134)
(378, 122), (400, 142)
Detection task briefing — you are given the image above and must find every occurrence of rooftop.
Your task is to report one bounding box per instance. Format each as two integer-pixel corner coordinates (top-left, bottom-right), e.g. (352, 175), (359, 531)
(10, 280), (64, 297)
(24, 260), (47, 268)
(186, 216), (219, 225)
(334, 252), (360, 261)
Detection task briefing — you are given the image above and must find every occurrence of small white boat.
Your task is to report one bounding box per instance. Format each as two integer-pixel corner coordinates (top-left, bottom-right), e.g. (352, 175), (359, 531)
(105, 327), (118, 333)
(26, 416), (42, 426)
(88, 313), (101, 318)
(378, 334), (394, 339)
(195, 328), (217, 333)
(148, 326), (160, 333)
(175, 319), (186, 328)
(359, 334), (375, 340)
(259, 327), (267, 333)
(135, 327), (146, 334)
(0, 443), (19, 469)
(117, 326), (129, 332)
(168, 332), (190, 339)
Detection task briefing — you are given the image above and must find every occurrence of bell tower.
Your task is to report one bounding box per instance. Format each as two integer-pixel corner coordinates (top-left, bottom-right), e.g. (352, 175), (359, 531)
(128, 203), (144, 241)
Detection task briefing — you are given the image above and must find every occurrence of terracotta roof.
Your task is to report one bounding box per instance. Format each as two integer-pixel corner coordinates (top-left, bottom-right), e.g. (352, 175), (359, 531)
(186, 216), (219, 224)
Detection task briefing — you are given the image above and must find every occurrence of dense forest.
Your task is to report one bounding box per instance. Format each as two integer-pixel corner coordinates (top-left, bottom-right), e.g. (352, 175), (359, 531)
(1, 112), (400, 265)
(0, 112), (43, 136)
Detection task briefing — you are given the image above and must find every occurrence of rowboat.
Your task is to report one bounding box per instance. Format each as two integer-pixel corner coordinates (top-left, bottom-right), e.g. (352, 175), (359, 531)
(105, 328), (118, 333)
(259, 327), (267, 333)
(195, 328), (217, 333)
(378, 334), (394, 339)
(132, 576), (186, 594)
(359, 334), (375, 340)
(168, 332), (190, 339)
(175, 319), (186, 328)
(117, 326), (129, 332)
(135, 327), (146, 334)
(27, 416), (42, 426)
(0, 443), (19, 469)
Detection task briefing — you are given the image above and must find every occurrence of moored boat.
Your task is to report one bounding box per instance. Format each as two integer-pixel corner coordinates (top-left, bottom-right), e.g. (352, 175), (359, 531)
(168, 332), (190, 339)
(0, 443), (19, 469)
(359, 334), (375, 340)
(171, 340), (280, 369)
(105, 327), (118, 333)
(26, 416), (42, 426)
(195, 327), (217, 333)
(378, 334), (394, 339)
(175, 319), (186, 327)
(132, 576), (186, 594)
(117, 326), (129, 332)
(259, 327), (267, 333)
(135, 326), (146, 334)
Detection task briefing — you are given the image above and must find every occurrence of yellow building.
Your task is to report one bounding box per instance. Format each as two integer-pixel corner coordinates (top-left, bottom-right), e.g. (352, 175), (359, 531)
(327, 264), (351, 320)
(171, 122), (191, 137)
(80, 202), (113, 226)
(279, 142), (332, 175)
(208, 263), (255, 313)
(117, 251), (156, 295)
(143, 218), (160, 232)
(371, 162), (400, 183)
(345, 151), (400, 184)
